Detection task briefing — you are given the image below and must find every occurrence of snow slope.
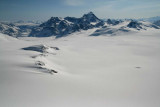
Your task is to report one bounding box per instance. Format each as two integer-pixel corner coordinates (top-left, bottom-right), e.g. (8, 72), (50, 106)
(0, 33), (17, 41)
(0, 29), (160, 107)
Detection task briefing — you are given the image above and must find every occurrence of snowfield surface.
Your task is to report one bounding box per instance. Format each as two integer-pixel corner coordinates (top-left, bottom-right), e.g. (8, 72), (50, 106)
(0, 28), (160, 107)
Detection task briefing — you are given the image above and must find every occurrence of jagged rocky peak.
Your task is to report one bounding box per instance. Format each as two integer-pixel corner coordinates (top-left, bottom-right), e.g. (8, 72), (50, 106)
(127, 20), (142, 29)
(106, 19), (120, 25)
(40, 17), (63, 27)
(64, 17), (79, 23)
(82, 12), (100, 22)
(49, 17), (63, 22)
(106, 19), (113, 24)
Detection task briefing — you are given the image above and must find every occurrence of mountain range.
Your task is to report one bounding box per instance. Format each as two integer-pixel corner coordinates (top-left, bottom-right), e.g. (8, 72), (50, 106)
(138, 16), (160, 22)
(0, 12), (160, 38)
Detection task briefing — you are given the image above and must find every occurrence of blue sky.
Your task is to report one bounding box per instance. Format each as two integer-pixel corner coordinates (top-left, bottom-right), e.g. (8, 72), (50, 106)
(0, 0), (160, 21)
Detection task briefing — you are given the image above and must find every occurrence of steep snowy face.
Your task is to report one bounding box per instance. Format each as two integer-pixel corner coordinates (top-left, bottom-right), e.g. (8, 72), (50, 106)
(64, 17), (79, 23)
(0, 23), (20, 37)
(91, 20), (160, 36)
(29, 12), (104, 38)
(127, 21), (160, 30)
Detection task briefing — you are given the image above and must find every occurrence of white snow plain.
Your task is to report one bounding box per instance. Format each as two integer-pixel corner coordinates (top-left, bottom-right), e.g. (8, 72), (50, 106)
(0, 28), (160, 107)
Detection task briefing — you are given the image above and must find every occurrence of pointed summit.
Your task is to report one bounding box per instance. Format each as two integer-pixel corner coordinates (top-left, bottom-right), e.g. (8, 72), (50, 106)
(87, 12), (94, 15)
(47, 17), (62, 23)
(40, 17), (63, 27)
(82, 12), (100, 22)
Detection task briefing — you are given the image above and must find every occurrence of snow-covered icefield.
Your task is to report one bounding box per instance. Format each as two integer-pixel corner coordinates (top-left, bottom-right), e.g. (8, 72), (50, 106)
(0, 28), (160, 107)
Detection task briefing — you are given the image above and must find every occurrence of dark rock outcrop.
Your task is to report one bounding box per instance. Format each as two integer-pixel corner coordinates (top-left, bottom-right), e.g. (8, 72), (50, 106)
(127, 21), (142, 30)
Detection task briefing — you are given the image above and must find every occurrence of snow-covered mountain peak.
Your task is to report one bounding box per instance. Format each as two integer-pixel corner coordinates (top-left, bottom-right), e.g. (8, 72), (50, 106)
(29, 12), (104, 37)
